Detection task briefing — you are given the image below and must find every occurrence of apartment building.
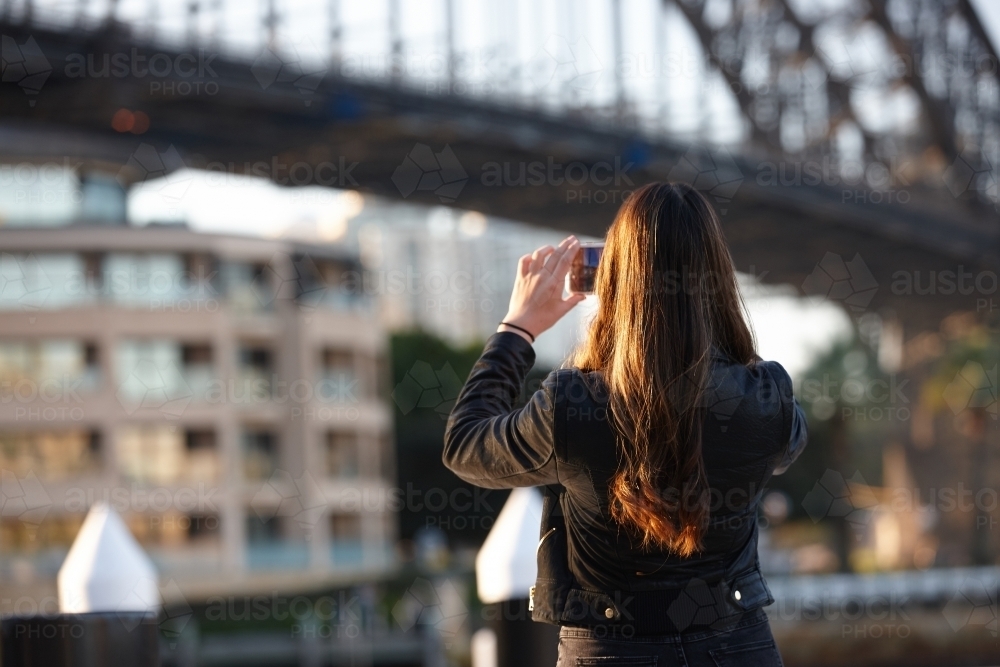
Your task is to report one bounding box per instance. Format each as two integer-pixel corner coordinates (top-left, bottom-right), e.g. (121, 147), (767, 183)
(0, 223), (396, 602)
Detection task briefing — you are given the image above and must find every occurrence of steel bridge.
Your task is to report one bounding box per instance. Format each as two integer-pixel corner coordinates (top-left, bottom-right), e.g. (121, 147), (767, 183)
(0, 0), (998, 328)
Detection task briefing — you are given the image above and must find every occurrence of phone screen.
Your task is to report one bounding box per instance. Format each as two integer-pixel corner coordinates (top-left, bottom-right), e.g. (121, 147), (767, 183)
(566, 242), (604, 295)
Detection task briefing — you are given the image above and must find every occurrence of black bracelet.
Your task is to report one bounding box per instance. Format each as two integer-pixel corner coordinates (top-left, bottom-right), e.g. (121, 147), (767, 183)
(500, 321), (536, 343)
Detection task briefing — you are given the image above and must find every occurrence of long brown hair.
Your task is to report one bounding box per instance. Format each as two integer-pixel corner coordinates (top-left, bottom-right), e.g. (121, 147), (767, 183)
(571, 182), (756, 557)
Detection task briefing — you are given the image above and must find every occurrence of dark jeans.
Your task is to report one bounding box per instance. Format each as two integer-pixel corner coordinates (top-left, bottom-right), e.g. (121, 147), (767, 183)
(555, 608), (783, 667)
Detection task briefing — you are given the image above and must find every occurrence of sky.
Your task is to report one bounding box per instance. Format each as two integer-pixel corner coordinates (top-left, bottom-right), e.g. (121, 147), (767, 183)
(971, 0), (1000, 41)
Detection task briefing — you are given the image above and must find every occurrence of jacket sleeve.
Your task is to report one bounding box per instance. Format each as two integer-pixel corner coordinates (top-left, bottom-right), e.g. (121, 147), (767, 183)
(771, 360), (808, 475)
(443, 332), (560, 489)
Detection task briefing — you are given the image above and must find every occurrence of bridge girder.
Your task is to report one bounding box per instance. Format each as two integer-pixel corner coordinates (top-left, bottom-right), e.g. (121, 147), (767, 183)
(0, 21), (995, 332)
(673, 0), (999, 211)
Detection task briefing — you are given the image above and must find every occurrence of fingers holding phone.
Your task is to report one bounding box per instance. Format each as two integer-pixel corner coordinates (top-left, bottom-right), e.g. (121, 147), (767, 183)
(499, 236), (587, 343)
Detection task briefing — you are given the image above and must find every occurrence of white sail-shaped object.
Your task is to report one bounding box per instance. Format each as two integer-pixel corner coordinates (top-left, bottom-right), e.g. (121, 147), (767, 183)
(476, 487), (543, 604)
(58, 502), (160, 613)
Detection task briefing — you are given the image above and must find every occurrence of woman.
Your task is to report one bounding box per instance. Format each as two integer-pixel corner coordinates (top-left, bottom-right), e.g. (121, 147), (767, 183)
(444, 182), (807, 666)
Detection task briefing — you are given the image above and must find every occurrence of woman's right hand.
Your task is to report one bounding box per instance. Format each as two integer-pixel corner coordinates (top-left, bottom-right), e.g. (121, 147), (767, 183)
(497, 236), (586, 343)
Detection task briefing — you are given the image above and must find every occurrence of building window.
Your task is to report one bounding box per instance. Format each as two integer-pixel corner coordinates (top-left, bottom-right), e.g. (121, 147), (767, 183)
(118, 426), (180, 484)
(330, 513), (363, 566)
(322, 348), (353, 373)
(378, 432), (394, 481)
(243, 429), (277, 481)
(246, 515), (309, 570)
(296, 257), (368, 311)
(0, 339), (100, 393)
(330, 513), (362, 542)
(223, 262), (269, 312)
(320, 347), (357, 402)
(246, 515), (281, 544)
(327, 431), (359, 478)
(238, 346), (273, 398)
(185, 429), (218, 482)
(103, 253), (187, 306)
(117, 340), (214, 407)
(0, 253), (90, 310)
(181, 343), (214, 396)
(117, 340), (185, 409)
(184, 254), (219, 303)
(127, 511), (220, 549)
(118, 426), (218, 484)
(0, 430), (100, 479)
(374, 354), (389, 399)
(186, 513), (221, 543)
(182, 344), (212, 366)
(1, 515), (84, 554)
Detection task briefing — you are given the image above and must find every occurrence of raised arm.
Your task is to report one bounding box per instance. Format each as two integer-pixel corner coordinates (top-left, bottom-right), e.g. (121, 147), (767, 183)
(443, 235), (584, 489)
(443, 332), (560, 488)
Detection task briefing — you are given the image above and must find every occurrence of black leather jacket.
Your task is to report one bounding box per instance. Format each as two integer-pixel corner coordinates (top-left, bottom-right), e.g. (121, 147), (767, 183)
(444, 332), (807, 635)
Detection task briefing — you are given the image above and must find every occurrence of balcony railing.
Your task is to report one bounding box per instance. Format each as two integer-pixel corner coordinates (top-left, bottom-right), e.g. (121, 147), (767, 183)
(246, 541), (310, 571)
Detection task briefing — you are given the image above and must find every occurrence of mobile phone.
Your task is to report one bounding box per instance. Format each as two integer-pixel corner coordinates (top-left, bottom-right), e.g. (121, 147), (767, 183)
(566, 242), (605, 295)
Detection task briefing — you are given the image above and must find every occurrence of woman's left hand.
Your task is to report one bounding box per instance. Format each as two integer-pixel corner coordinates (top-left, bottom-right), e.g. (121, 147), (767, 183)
(498, 236), (586, 343)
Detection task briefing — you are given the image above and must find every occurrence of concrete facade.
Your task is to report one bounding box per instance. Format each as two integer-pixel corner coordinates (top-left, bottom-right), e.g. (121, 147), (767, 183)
(0, 224), (396, 604)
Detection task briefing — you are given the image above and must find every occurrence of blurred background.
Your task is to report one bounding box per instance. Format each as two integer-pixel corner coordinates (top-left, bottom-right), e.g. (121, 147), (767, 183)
(0, 0), (997, 664)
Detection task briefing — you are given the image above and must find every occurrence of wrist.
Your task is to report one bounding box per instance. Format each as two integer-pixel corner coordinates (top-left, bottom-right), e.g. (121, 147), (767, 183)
(497, 322), (535, 344)
(501, 312), (540, 333)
